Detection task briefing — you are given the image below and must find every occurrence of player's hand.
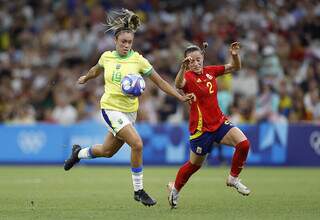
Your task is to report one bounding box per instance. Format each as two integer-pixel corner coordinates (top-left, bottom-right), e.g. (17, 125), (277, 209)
(77, 75), (88, 84)
(230, 42), (240, 56)
(181, 56), (192, 70)
(180, 93), (196, 104)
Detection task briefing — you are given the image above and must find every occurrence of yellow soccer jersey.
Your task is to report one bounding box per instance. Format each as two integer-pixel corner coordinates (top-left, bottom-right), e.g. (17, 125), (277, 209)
(98, 50), (153, 112)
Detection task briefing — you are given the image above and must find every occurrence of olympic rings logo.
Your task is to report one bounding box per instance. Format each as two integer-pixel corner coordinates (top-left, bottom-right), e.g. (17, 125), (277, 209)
(17, 131), (46, 154)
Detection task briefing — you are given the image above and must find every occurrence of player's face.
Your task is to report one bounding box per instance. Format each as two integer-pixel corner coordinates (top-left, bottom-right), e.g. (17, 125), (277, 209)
(115, 32), (134, 56)
(186, 50), (203, 74)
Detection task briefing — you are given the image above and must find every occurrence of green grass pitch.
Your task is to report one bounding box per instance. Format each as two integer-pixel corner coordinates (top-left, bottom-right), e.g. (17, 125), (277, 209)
(0, 166), (319, 220)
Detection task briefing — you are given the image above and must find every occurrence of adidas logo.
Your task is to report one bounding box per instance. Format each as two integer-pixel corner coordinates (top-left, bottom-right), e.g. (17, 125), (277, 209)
(196, 78), (202, 83)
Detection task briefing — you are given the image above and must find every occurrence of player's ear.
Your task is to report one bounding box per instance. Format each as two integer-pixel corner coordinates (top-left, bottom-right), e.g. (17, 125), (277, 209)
(114, 36), (118, 45)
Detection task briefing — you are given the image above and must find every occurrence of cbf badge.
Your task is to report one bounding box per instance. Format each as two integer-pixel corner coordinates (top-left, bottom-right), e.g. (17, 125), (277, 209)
(196, 146), (202, 154)
(116, 64), (121, 69)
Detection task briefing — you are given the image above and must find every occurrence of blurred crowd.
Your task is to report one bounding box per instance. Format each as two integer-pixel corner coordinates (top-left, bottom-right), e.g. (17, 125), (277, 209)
(0, 0), (320, 125)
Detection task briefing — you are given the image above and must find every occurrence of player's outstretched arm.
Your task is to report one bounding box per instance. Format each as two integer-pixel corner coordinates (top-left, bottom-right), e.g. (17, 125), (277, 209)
(175, 56), (191, 89)
(224, 42), (241, 73)
(78, 64), (104, 84)
(149, 69), (194, 102)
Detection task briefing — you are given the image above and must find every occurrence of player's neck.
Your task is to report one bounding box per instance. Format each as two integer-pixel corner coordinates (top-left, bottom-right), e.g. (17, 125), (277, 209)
(194, 70), (202, 75)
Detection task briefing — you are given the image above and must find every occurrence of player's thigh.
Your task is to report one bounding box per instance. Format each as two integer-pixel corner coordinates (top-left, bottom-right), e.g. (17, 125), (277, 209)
(220, 127), (247, 147)
(116, 124), (143, 149)
(102, 131), (125, 155)
(189, 150), (207, 166)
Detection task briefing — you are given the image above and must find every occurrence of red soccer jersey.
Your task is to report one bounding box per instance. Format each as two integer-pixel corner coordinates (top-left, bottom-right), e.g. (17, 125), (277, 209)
(182, 65), (227, 134)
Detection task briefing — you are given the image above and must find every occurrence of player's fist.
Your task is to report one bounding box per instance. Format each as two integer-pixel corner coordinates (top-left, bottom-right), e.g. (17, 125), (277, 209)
(181, 56), (192, 69)
(230, 42), (240, 56)
(77, 75), (87, 84)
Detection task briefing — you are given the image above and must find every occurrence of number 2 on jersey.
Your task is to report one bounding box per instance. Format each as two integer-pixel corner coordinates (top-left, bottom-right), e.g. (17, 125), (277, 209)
(206, 82), (214, 94)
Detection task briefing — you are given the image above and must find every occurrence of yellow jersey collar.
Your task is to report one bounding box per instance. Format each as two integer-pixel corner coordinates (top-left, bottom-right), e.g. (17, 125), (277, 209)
(113, 50), (134, 59)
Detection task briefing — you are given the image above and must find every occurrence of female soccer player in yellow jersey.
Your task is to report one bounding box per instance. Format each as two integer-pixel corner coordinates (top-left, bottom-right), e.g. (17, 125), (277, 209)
(63, 9), (193, 207)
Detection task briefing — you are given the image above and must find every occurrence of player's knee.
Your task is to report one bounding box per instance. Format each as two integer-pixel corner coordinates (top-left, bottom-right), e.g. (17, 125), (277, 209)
(131, 139), (143, 152)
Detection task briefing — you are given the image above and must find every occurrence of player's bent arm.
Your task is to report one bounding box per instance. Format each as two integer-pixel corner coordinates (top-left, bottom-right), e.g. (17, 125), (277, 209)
(224, 42), (241, 73)
(149, 69), (186, 102)
(224, 53), (241, 73)
(175, 56), (191, 88)
(78, 64), (103, 84)
(175, 65), (186, 89)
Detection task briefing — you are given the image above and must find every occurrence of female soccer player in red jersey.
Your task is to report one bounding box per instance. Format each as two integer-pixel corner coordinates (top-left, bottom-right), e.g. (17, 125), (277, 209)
(167, 42), (251, 209)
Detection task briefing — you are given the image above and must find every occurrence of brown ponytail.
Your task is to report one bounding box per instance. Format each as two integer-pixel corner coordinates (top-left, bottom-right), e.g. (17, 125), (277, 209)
(201, 42), (208, 54)
(104, 9), (141, 37)
(184, 42), (209, 57)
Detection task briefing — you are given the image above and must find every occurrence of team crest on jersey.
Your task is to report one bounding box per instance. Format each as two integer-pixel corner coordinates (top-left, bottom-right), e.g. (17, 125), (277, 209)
(196, 146), (202, 154)
(116, 64), (121, 69)
(224, 120), (233, 126)
(196, 78), (202, 83)
(206, 74), (213, 80)
(118, 119), (123, 124)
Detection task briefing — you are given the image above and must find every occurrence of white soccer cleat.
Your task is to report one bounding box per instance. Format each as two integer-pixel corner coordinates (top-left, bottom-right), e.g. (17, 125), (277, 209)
(167, 181), (179, 209)
(226, 175), (251, 196)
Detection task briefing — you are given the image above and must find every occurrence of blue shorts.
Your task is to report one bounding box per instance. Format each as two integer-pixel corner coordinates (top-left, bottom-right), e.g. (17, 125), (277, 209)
(190, 120), (234, 156)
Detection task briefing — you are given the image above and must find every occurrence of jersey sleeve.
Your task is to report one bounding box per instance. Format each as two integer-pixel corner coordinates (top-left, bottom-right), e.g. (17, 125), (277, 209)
(98, 52), (106, 68)
(206, 65), (225, 77)
(138, 54), (153, 77)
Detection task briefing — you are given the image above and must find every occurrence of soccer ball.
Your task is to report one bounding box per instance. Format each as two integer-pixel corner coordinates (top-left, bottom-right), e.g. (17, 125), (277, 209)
(121, 74), (146, 97)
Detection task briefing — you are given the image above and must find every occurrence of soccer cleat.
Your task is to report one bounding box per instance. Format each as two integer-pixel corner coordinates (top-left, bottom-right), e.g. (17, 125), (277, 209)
(167, 181), (179, 209)
(64, 145), (81, 171)
(226, 175), (250, 196)
(134, 189), (157, 207)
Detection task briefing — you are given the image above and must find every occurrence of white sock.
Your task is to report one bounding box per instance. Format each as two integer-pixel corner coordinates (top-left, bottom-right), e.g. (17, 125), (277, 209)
(131, 172), (143, 191)
(228, 174), (238, 184)
(172, 186), (179, 195)
(77, 147), (95, 159)
(132, 172), (143, 191)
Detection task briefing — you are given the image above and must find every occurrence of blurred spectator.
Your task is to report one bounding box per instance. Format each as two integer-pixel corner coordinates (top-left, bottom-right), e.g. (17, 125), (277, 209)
(158, 94), (179, 122)
(230, 94), (256, 125)
(52, 93), (78, 125)
(9, 103), (36, 124)
(278, 80), (293, 118)
(255, 80), (283, 122)
(304, 84), (320, 120)
(259, 45), (284, 81)
(289, 84), (313, 122)
(217, 76), (233, 115)
(232, 67), (258, 97)
(42, 108), (56, 124)
(138, 81), (159, 124)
